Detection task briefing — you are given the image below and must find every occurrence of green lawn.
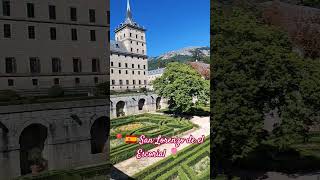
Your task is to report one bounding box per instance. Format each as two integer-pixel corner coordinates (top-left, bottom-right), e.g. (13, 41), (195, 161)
(133, 137), (210, 180)
(110, 113), (196, 164)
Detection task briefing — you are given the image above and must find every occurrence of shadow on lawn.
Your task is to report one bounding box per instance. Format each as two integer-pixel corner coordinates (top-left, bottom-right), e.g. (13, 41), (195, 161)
(161, 106), (211, 119)
(228, 143), (320, 179)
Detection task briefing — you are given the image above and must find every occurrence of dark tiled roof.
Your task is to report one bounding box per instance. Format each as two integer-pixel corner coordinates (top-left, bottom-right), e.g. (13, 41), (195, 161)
(110, 40), (148, 58)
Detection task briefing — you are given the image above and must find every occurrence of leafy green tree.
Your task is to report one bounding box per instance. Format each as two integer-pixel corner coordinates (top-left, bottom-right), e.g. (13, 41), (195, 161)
(153, 62), (209, 114)
(211, 4), (320, 173)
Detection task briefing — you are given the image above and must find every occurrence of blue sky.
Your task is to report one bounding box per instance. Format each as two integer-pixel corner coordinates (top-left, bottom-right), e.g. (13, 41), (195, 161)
(110, 0), (210, 57)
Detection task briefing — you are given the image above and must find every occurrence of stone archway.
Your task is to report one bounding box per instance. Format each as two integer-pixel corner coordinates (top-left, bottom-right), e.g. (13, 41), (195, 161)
(116, 101), (126, 117)
(156, 97), (161, 110)
(138, 99), (145, 110)
(90, 117), (109, 154)
(19, 124), (48, 175)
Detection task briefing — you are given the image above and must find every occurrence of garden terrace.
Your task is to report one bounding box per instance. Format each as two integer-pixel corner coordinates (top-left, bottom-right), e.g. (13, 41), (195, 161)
(132, 137), (210, 180)
(110, 113), (196, 164)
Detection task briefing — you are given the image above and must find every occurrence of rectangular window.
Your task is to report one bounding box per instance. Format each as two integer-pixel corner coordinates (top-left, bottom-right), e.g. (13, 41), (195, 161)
(111, 61), (113, 66)
(92, 59), (100, 72)
(2, 1), (10, 16)
(112, 80), (115, 85)
(90, 30), (96, 41)
(3, 24), (11, 38)
(119, 80), (123, 85)
(94, 77), (98, 84)
(29, 57), (40, 73)
(125, 63), (128, 68)
(132, 71), (134, 75)
(28, 26), (35, 39)
(107, 11), (110, 24)
(27, 3), (35, 18)
(8, 79), (14, 86)
(49, 5), (56, 19)
(144, 80), (147, 85)
(126, 70), (128, 74)
(54, 78), (59, 85)
(119, 70), (121, 74)
(70, 7), (77, 21)
(138, 64), (140, 69)
(75, 78), (80, 85)
(111, 69), (113, 74)
(132, 64), (134, 68)
(50, 27), (57, 40)
(144, 65), (146, 69)
(126, 80), (129, 85)
(139, 80), (141, 85)
(138, 71), (140, 75)
(5, 57), (16, 73)
(71, 28), (77, 41)
(52, 58), (61, 73)
(89, 9), (96, 23)
(32, 79), (38, 86)
(73, 58), (81, 72)
(118, 62), (121, 67)
(133, 80), (136, 85)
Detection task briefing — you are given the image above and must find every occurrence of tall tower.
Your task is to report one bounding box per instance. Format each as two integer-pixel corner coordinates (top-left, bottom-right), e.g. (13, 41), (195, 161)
(115, 0), (147, 55)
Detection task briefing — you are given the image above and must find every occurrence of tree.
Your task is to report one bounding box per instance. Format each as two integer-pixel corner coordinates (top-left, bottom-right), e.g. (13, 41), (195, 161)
(152, 62), (209, 114)
(191, 48), (203, 61)
(212, 4), (320, 174)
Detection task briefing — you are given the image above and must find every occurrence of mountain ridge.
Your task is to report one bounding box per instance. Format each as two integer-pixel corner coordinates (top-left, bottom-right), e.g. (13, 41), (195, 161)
(148, 46), (210, 70)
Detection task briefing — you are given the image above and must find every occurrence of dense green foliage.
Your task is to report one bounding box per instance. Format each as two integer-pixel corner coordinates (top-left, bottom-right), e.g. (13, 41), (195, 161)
(0, 90), (20, 102)
(110, 114), (195, 164)
(133, 138), (210, 180)
(153, 62), (210, 113)
(96, 82), (110, 95)
(301, 0), (320, 8)
(212, 3), (320, 174)
(47, 85), (64, 97)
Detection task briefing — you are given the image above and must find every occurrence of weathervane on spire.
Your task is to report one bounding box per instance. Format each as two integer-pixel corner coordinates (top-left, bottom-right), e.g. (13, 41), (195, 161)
(126, 0), (132, 21)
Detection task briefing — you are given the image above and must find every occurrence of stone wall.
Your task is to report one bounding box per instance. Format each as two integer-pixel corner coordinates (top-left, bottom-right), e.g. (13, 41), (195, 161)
(110, 93), (167, 119)
(0, 93), (167, 179)
(0, 99), (109, 179)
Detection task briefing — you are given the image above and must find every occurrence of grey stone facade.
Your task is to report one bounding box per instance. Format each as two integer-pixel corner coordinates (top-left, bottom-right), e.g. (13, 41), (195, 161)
(0, 0), (110, 93)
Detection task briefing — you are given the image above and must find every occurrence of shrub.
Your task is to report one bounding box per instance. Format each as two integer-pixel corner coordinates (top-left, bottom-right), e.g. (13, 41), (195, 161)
(96, 82), (109, 95)
(48, 85), (64, 98)
(0, 90), (20, 102)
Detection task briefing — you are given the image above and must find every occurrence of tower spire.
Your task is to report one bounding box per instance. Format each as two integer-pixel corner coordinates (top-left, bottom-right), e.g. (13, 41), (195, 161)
(126, 0), (132, 20)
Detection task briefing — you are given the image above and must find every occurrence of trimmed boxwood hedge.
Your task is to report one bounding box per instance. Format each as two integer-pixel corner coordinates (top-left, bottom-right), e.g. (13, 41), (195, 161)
(133, 138), (210, 180)
(110, 113), (197, 164)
